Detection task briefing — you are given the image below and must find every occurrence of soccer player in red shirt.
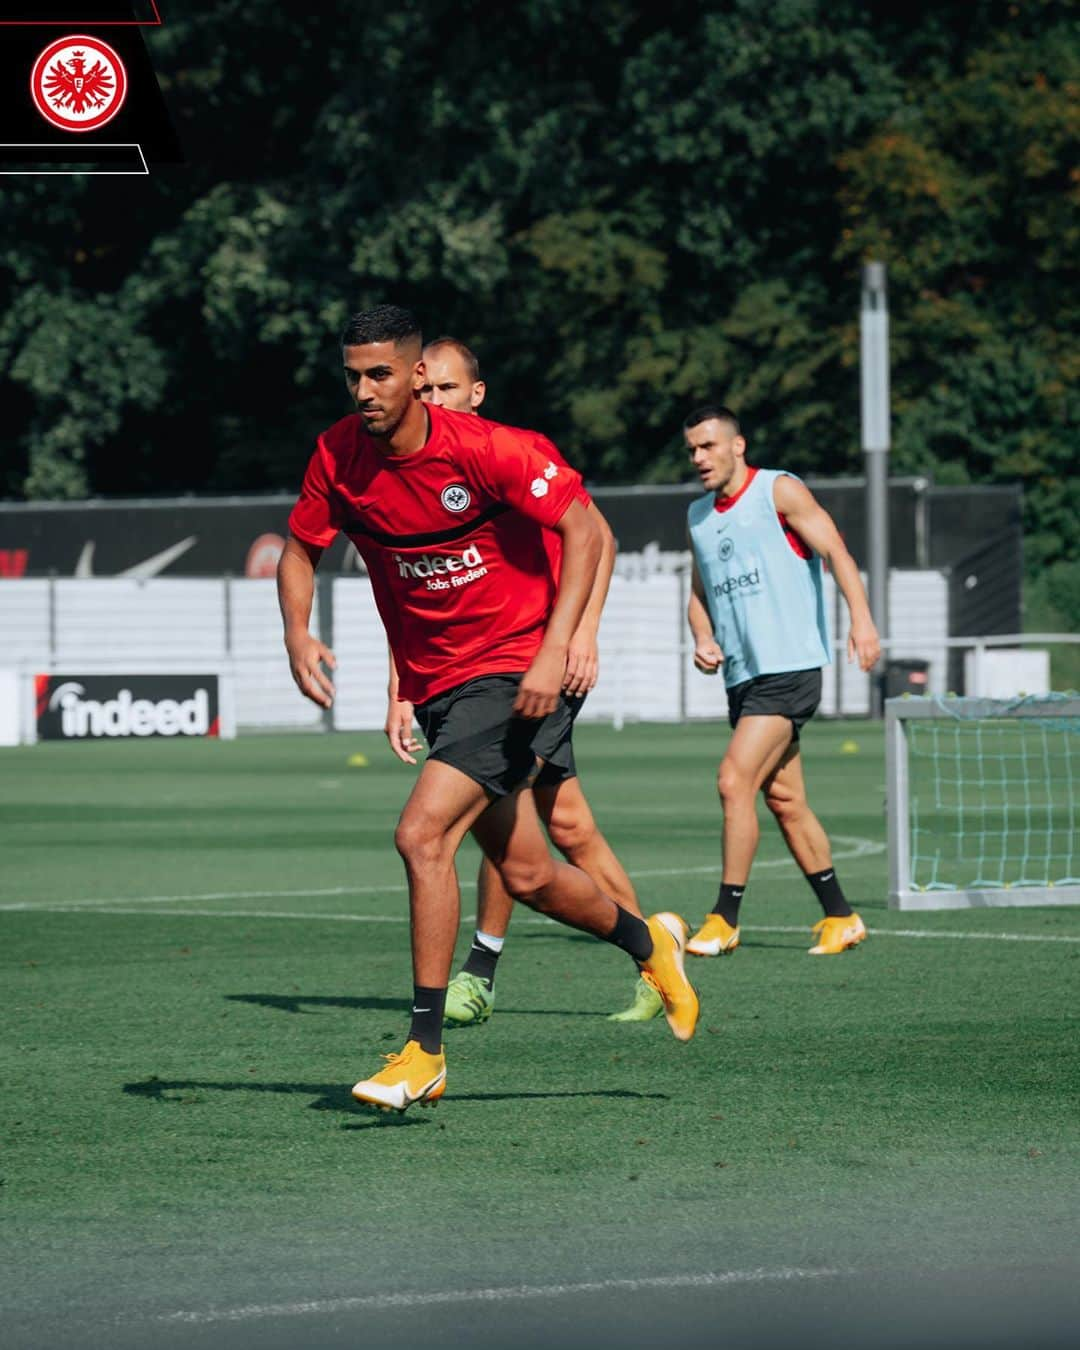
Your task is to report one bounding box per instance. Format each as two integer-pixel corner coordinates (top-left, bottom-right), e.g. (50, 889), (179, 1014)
(278, 305), (698, 1111)
(383, 335), (662, 1027)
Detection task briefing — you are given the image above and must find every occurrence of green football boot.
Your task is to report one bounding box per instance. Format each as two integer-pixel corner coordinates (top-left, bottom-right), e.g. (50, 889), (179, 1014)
(443, 971), (495, 1027)
(607, 975), (664, 1023)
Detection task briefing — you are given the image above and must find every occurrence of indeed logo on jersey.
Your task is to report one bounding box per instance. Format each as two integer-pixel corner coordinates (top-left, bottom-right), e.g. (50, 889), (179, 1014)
(394, 544), (488, 591)
(712, 567), (761, 598)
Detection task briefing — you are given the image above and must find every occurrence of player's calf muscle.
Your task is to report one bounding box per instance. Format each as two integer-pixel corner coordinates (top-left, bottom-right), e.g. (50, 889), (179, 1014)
(496, 857), (558, 904)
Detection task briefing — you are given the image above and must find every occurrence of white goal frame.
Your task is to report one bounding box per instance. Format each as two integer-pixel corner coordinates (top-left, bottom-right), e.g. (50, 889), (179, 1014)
(886, 695), (1080, 911)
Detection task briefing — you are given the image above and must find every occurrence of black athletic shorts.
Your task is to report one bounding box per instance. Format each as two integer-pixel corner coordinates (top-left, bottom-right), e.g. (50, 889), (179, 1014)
(726, 667), (822, 741)
(414, 674), (583, 798)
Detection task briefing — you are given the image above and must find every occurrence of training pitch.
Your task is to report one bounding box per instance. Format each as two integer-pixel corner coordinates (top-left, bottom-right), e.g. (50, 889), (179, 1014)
(3, 721), (1079, 1349)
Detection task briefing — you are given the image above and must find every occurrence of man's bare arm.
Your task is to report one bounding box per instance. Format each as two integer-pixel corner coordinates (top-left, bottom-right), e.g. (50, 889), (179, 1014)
(384, 649), (420, 765)
(688, 552), (724, 673)
(563, 503), (616, 696)
(773, 476), (881, 672)
(276, 534), (337, 707)
(514, 499), (602, 718)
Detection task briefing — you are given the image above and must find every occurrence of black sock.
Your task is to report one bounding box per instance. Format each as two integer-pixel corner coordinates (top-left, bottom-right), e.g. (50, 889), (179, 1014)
(606, 906), (653, 964)
(408, 985), (446, 1054)
(711, 883), (745, 927)
(462, 937), (501, 988)
(805, 867), (853, 918)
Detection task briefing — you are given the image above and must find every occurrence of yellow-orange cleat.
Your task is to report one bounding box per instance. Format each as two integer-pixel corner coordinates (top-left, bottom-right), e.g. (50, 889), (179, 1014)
(686, 913), (741, 957)
(808, 913), (867, 955)
(351, 1040), (446, 1113)
(640, 912), (700, 1042)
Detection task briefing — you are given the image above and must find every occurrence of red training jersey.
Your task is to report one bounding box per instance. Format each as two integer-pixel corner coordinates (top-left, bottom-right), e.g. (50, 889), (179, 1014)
(531, 438), (591, 580)
(288, 403), (590, 705)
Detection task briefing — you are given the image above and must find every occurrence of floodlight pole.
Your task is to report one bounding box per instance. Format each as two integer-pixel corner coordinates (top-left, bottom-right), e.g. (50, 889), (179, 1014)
(860, 261), (890, 718)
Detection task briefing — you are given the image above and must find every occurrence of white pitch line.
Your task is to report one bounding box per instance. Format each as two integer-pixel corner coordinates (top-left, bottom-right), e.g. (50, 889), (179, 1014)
(629, 835), (882, 880)
(746, 924), (1080, 945)
(0, 837), (884, 913)
(23, 907), (409, 922)
(0, 883), (397, 912)
(9, 906), (1080, 944)
(160, 1264), (851, 1326)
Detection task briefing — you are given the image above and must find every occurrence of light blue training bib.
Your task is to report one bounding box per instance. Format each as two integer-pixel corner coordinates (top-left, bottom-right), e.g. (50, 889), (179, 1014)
(688, 468), (830, 689)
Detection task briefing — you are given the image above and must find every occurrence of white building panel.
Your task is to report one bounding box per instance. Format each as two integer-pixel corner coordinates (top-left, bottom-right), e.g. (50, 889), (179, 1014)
(583, 574), (683, 724)
(330, 578), (392, 731)
(228, 579), (322, 729)
(0, 579), (52, 665)
(888, 569), (949, 696)
(0, 564), (956, 732)
(833, 570), (872, 715)
(52, 579), (226, 664)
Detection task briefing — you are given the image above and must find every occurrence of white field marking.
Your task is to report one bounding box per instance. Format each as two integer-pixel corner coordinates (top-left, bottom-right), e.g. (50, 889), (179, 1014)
(18, 908), (409, 922)
(0, 836), (884, 913)
(0, 884), (396, 912)
(160, 1265), (852, 1326)
(745, 924), (1080, 945)
(629, 835), (883, 880)
(8, 907), (1080, 945)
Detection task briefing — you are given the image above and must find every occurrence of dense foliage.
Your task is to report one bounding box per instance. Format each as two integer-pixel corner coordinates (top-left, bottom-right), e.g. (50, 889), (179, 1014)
(0, 0), (1075, 571)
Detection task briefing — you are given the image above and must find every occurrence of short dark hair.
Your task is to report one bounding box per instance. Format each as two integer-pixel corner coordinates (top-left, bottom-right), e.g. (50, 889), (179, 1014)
(424, 335), (480, 383)
(683, 404), (741, 436)
(340, 304), (422, 352)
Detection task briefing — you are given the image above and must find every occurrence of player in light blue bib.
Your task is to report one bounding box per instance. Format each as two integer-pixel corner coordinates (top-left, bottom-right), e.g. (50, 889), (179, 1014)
(683, 405), (880, 956)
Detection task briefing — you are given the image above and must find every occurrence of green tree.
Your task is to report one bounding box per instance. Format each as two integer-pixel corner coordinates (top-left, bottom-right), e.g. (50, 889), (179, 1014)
(0, 0), (1074, 577)
(836, 8), (1079, 566)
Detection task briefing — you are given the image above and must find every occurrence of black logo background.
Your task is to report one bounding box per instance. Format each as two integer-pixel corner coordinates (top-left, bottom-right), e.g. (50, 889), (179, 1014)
(37, 673), (219, 740)
(0, 3), (181, 165)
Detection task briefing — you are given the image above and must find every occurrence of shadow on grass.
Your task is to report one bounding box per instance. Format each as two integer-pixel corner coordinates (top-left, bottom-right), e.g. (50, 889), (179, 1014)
(226, 993), (407, 1014)
(514, 931), (599, 944)
(228, 993), (609, 1018)
(467, 1007), (608, 1017)
(124, 1076), (360, 1112)
(341, 1087), (670, 1130)
(123, 1078), (668, 1117)
(451, 1089), (669, 1102)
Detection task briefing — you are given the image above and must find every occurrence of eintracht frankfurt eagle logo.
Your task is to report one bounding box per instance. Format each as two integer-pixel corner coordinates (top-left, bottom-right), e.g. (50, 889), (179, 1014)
(30, 36), (128, 133)
(440, 484), (471, 513)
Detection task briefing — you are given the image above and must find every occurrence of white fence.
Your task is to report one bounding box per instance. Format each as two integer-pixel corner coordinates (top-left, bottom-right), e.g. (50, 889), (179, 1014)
(8, 569), (1069, 739)
(1, 577), (322, 734)
(1, 567), (1060, 734)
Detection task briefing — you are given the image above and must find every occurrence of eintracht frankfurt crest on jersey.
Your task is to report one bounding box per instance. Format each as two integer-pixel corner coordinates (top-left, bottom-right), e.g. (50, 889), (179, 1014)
(30, 35), (128, 134)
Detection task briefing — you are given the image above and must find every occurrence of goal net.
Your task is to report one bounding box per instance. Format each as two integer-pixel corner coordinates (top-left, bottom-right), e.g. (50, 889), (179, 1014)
(886, 694), (1080, 910)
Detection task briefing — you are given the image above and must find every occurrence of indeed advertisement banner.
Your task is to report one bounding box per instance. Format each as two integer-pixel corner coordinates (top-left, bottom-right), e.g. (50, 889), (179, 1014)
(36, 674), (221, 741)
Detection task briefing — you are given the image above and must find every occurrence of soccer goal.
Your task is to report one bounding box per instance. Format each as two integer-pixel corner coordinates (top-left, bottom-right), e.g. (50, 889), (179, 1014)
(886, 694), (1080, 910)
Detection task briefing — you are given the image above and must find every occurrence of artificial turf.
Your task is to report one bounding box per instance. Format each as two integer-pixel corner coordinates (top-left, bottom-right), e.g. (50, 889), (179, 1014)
(2, 722), (1079, 1347)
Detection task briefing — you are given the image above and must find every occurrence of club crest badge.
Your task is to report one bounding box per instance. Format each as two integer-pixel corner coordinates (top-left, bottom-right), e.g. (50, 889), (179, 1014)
(719, 538), (735, 561)
(440, 484), (471, 513)
(30, 35), (128, 133)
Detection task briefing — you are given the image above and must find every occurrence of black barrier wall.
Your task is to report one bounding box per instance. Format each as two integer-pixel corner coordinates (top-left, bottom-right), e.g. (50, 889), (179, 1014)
(0, 481), (1021, 579)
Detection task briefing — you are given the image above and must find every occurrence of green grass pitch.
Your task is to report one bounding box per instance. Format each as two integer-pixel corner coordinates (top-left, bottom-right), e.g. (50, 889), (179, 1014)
(2, 721), (1079, 1347)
